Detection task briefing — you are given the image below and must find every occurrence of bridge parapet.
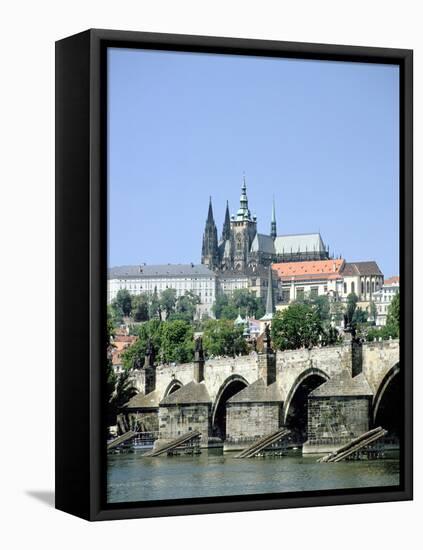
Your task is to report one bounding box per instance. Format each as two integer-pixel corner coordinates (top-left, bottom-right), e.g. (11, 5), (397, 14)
(361, 339), (400, 394)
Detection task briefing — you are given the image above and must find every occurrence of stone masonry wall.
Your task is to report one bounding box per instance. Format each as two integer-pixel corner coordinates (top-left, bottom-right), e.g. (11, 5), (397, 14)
(226, 402), (281, 444)
(158, 404), (211, 446)
(307, 396), (371, 448)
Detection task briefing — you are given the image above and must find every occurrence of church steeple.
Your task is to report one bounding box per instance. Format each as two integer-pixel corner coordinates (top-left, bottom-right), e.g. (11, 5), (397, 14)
(221, 200), (231, 242)
(270, 197), (277, 240)
(207, 196), (214, 223)
(201, 197), (219, 270)
(236, 176), (251, 221)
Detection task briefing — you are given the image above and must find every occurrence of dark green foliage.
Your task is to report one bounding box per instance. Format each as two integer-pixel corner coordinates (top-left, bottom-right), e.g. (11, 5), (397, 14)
(160, 320), (194, 363)
(160, 288), (177, 318)
(108, 302), (123, 327)
(169, 291), (200, 323)
(386, 292), (400, 338)
(122, 319), (162, 370)
(202, 319), (248, 357)
(131, 294), (150, 322)
(345, 292), (358, 326)
(115, 289), (132, 317)
(213, 289), (264, 320)
(366, 292), (400, 341)
(353, 307), (368, 324)
(271, 303), (324, 351)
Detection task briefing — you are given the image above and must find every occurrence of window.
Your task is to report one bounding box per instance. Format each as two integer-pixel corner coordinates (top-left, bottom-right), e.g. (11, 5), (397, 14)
(344, 282), (347, 294)
(310, 287), (318, 297)
(351, 282), (355, 294)
(296, 288), (304, 300)
(366, 280), (370, 293)
(361, 281), (364, 294)
(282, 290), (290, 303)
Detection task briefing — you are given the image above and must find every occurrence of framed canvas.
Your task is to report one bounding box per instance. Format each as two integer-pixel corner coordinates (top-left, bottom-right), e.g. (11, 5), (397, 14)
(55, 29), (413, 521)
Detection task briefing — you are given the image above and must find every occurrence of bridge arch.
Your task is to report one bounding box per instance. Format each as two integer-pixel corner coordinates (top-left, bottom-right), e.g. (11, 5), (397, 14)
(373, 363), (401, 434)
(163, 379), (183, 398)
(211, 375), (249, 440)
(282, 368), (330, 443)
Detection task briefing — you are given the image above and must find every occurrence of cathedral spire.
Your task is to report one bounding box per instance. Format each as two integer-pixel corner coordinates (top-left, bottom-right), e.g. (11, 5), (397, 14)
(201, 196), (219, 270)
(207, 196), (214, 223)
(236, 175), (251, 221)
(270, 196), (277, 240)
(221, 200), (231, 242)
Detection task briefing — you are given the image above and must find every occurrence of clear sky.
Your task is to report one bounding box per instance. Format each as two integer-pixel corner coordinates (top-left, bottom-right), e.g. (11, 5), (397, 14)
(108, 47), (399, 277)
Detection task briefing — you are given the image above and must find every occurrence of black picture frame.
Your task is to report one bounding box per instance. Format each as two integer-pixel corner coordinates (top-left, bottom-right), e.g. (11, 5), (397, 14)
(55, 28), (413, 521)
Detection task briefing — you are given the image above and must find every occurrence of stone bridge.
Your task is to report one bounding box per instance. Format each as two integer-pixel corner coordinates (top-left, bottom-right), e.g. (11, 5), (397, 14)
(125, 338), (400, 452)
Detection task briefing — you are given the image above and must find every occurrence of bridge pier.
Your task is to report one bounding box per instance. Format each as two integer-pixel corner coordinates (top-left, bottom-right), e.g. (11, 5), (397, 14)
(303, 370), (373, 454)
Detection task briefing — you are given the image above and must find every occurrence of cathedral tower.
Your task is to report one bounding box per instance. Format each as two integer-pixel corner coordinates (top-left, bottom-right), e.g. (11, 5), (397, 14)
(231, 177), (257, 271)
(201, 197), (219, 269)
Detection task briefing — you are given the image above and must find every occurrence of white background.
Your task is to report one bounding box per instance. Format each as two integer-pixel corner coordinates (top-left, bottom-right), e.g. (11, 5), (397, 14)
(0, 1), (420, 548)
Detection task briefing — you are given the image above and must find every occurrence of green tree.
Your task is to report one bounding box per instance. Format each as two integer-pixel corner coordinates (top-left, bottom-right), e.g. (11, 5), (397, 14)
(148, 286), (162, 321)
(271, 303), (324, 351)
(121, 319), (162, 370)
(160, 320), (194, 363)
(213, 290), (264, 320)
(212, 294), (231, 319)
(309, 295), (331, 322)
(386, 292), (400, 338)
(331, 301), (345, 324)
(170, 291), (200, 323)
(232, 288), (265, 319)
(365, 292), (400, 342)
(160, 288), (177, 318)
(131, 294), (150, 322)
(203, 319), (248, 357)
(108, 303), (123, 327)
(115, 289), (132, 317)
(368, 301), (377, 325)
(352, 306), (368, 325)
(345, 292), (358, 327)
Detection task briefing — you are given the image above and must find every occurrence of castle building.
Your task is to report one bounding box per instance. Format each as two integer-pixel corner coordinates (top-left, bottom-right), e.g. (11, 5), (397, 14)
(201, 178), (330, 274)
(272, 259), (384, 305)
(107, 264), (217, 317)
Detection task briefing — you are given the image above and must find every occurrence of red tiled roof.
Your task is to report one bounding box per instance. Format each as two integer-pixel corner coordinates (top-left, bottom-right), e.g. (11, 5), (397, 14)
(272, 259), (344, 280)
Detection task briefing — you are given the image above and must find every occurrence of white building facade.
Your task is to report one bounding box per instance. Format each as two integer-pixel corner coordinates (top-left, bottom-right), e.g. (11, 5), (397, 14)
(373, 276), (399, 326)
(108, 264), (217, 317)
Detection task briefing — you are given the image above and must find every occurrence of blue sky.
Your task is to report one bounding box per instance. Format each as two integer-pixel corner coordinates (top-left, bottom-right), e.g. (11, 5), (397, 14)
(108, 48), (399, 277)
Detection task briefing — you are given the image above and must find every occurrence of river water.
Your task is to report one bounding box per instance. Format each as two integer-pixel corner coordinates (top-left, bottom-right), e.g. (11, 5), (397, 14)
(107, 449), (400, 504)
